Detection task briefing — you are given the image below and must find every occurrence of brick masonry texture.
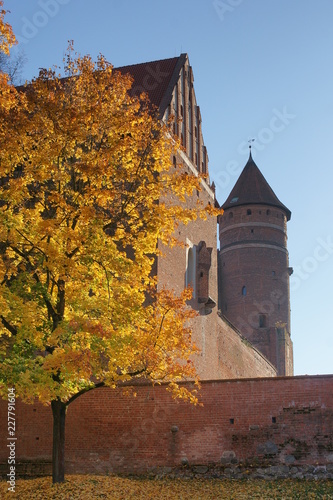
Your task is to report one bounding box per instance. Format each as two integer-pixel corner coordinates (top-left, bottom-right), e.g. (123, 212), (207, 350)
(157, 153), (277, 380)
(1, 375), (332, 477)
(219, 203), (293, 375)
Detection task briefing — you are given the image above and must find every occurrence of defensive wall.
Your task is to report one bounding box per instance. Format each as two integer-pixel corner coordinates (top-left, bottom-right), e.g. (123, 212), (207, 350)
(1, 375), (333, 479)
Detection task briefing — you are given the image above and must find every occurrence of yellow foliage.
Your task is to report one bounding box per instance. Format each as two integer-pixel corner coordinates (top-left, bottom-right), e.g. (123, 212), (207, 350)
(0, 1), (16, 56)
(0, 45), (220, 408)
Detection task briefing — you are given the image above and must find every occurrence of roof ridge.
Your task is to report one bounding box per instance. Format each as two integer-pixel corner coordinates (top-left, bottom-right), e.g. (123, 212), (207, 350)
(115, 53), (186, 71)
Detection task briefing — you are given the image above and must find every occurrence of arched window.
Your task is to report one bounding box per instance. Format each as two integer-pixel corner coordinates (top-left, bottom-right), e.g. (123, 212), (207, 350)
(242, 286), (247, 296)
(247, 209), (252, 215)
(185, 244), (196, 298)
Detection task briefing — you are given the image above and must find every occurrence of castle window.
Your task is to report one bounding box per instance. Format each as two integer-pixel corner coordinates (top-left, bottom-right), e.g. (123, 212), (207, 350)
(242, 286), (247, 296)
(266, 209), (270, 215)
(251, 229), (254, 233)
(231, 197), (238, 203)
(247, 209), (252, 215)
(259, 314), (267, 328)
(202, 145), (207, 174)
(173, 86), (178, 115)
(185, 242), (196, 298)
(188, 100), (193, 160)
(229, 212), (233, 219)
(272, 271), (276, 276)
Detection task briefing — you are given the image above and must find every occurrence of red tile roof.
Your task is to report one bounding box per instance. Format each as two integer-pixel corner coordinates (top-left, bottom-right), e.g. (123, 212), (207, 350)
(115, 54), (186, 117)
(222, 151), (291, 220)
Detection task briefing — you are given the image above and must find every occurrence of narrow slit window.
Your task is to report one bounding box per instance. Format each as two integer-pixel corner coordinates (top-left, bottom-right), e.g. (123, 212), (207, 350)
(259, 314), (267, 328)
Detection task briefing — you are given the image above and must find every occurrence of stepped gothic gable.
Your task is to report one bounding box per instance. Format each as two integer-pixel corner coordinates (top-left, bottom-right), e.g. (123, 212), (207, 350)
(116, 54), (210, 179)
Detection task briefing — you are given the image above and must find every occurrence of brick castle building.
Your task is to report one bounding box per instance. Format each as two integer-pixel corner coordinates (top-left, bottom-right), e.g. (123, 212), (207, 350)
(117, 53), (293, 378)
(1, 54), (332, 479)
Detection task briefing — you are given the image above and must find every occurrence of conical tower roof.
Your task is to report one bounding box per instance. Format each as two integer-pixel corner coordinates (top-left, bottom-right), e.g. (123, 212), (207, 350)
(221, 151), (291, 220)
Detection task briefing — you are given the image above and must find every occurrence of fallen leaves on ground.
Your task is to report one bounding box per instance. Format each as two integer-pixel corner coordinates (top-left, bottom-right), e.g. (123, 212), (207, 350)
(1, 476), (333, 499)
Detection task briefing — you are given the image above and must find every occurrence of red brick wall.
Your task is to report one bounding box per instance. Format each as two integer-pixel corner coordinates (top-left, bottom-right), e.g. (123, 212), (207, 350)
(217, 316), (277, 378)
(1, 375), (332, 475)
(219, 204), (293, 375)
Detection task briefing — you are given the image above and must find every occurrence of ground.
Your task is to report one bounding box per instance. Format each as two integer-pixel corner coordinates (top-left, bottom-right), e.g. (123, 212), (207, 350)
(1, 476), (333, 499)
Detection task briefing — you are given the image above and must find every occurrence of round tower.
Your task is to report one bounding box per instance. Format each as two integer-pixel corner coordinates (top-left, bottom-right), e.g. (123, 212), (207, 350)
(218, 150), (293, 375)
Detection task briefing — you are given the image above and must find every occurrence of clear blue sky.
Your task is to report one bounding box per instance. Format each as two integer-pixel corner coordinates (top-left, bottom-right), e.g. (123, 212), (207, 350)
(5, 0), (333, 376)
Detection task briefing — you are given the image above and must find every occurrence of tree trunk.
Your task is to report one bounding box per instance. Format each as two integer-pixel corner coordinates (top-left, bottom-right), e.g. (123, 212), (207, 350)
(51, 399), (67, 483)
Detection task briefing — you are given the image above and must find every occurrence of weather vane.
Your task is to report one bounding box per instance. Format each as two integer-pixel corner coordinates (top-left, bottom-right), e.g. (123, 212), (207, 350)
(248, 138), (255, 150)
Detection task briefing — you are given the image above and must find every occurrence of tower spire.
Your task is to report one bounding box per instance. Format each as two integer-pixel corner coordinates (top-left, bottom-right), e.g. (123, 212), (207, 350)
(248, 138), (255, 159)
(218, 154), (293, 375)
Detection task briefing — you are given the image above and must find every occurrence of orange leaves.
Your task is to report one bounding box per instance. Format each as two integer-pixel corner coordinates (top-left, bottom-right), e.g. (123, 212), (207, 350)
(124, 287), (199, 393)
(0, 44), (214, 411)
(0, 1), (16, 56)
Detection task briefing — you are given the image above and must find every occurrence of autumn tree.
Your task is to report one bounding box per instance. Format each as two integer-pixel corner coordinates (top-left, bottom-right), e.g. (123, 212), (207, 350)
(0, 0), (26, 85)
(0, 24), (220, 483)
(0, 0), (15, 54)
(0, 48), (26, 85)
(0, 0), (16, 109)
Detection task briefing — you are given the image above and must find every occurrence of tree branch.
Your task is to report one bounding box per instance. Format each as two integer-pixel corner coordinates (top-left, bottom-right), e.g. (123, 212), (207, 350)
(66, 381), (105, 406)
(0, 315), (18, 336)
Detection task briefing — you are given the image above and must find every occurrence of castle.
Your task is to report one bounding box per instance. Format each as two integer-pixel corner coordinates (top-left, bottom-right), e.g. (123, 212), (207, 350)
(117, 53), (293, 379)
(1, 54), (332, 479)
